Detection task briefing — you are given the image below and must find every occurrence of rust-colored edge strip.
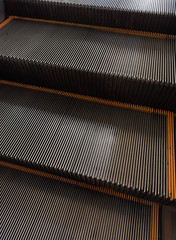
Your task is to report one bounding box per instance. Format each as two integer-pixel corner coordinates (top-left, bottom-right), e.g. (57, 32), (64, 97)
(171, 112), (176, 199)
(0, 160), (152, 207)
(168, 112), (176, 200)
(167, 112), (171, 199)
(170, 113), (174, 199)
(0, 16), (14, 29)
(0, 80), (168, 116)
(167, 112), (176, 200)
(150, 202), (159, 240)
(1, 15), (176, 39)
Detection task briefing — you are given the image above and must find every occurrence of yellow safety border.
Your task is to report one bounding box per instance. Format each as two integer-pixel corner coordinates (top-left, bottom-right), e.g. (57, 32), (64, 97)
(167, 112), (176, 200)
(151, 203), (159, 240)
(0, 16), (14, 29)
(173, 114), (176, 199)
(0, 16), (176, 39)
(0, 160), (159, 240)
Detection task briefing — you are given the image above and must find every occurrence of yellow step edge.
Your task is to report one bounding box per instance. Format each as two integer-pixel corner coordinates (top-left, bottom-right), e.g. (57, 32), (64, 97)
(151, 202), (159, 240)
(167, 112), (176, 200)
(167, 113), (171, 199)
(0, 16), (176, 39)
(171, 113), (176, 199)
(0, 16), (14, 29)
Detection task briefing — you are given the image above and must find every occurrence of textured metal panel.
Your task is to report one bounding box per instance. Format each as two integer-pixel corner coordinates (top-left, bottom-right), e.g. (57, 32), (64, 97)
(0, 19), (176, 111)
(4, 0), (176, 34)
(1, 165), (151, 239)
(0, 83), (168, 200)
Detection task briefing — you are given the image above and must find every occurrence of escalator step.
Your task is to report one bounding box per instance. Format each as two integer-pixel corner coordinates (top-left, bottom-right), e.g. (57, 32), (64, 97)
(1, 165), (153, 240)
(0, 18), (176, 111)
(4, 0), (176, 34)
(0, 83), (168, 200)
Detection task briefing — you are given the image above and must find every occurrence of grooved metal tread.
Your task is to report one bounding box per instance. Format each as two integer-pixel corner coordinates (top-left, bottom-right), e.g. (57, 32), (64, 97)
(4, 0), (176, 34)
(1, 165), (152, 240)
(0, 19), (176, 111)
(1, 83), (168, 200)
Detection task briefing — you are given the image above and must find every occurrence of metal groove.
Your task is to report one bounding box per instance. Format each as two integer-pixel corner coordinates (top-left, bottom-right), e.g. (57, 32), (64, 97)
(0, 83), (168, 201)
(4, 0), (176, 34)
(0, 19), (176, 111)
